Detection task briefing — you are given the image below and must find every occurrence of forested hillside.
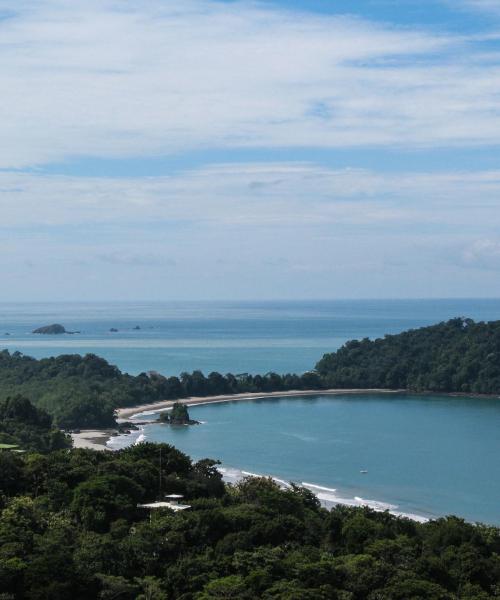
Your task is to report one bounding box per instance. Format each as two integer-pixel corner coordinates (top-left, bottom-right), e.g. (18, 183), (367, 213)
(0, 439), (498, 599)
(0, 351), (157, 428)
(0, 395), (70, 452)
(316, 318), (500, 394)
(0, 350), (322, 428)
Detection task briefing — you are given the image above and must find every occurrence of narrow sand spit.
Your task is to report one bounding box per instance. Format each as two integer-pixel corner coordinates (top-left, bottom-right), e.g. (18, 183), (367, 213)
(116, 388), (404, 419)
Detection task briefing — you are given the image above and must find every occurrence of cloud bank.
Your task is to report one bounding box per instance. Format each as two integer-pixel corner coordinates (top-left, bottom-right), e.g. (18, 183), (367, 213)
(1, 0), (500, 299)
(1, 164), (500, 229)
(1, 163), (499, 299)
(0, 0), (499, 168)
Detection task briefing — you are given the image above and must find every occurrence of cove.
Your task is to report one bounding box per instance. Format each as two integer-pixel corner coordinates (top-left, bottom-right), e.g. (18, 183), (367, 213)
(112, 393), (500, 524)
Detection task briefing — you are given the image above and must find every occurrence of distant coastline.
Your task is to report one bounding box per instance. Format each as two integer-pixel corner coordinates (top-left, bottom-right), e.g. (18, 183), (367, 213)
(116, 388), (405, 419)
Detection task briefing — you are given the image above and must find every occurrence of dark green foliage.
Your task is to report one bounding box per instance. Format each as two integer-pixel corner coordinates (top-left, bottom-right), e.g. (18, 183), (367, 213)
(0, 442), (498, 599)
(0, 351), (127, 428)
(0, 395), (71, 453)
(0, 350), (323, 428)
(72, 475), (145, 531)
(316, 317), (500, 393)
(169, 402), (190, 424)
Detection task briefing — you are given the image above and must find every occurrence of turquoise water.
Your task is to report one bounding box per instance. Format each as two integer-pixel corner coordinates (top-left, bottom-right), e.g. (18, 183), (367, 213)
(1, 299), (500, 375)
(114, 393), (500, 525)
(2, 300), (500, 524)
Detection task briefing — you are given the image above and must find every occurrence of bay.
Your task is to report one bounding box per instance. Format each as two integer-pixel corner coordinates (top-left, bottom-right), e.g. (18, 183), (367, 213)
(2, 299), (499, 523)
(117, 393), (500, 525)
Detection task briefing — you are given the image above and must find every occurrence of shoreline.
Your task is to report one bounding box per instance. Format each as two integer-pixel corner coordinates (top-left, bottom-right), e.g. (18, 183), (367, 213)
(74, 421), (431, 523)
(71, 429), (115, 451)
(116, 388), (405, 419)
(104, 428), (431, 523)
(100, 389), (498, 525)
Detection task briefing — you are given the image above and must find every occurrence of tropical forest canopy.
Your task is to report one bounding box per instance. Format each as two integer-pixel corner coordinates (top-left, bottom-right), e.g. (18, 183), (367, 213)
(316, 317), (500, 393)
(0, 395), (70, 453)
(0, 419), (498, 599)
(0, 350), (322, 429)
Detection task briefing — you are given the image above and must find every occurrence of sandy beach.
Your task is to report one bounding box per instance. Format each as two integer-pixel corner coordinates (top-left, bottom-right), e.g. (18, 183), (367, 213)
(116, 388), (403, 419)
(71, 429), (115, 450)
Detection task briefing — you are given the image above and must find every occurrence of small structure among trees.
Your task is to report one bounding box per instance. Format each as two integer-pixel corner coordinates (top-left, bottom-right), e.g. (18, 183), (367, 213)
(138, 494), (191, 513)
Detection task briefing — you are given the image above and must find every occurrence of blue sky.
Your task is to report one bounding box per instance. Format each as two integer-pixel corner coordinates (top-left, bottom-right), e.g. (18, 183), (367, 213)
(259, 0), (496, 30)
(2, 0), (500, 300)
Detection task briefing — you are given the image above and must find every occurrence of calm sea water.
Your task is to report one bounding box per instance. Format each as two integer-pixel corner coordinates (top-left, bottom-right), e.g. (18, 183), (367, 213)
(113, 393), (500, 525)
(1, 299), (500, 375)
(2, 300), (500, 524)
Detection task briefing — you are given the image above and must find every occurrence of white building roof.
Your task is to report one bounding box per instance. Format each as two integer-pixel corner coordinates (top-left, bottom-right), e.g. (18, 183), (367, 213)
(138, 501), (191, 512)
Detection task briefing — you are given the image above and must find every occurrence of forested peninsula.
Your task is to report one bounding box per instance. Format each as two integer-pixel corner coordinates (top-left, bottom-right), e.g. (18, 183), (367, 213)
(316, 317), (500, 393)
(1, 317), (500, 429)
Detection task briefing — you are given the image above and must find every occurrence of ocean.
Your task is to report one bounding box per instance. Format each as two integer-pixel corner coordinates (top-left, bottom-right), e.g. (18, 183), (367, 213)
(110, 393), (500, 525)
(2, 298), (500, 375)
(1, 299), (500, 524)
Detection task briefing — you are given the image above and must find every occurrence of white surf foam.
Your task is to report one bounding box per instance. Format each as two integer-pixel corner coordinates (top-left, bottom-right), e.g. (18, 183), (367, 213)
(393, 511), (429, 523)
(134, 432), (147, 445)
(106, 426), (145, 450)
(218, 467), (290, 489)
(241, 470), (264, 478)
(272, 477), (292, 488)
(217, 469), (429, 522)
(302, 483), (337, 493)
(354, 496), (398, 511)
(104, 438), (430, 523)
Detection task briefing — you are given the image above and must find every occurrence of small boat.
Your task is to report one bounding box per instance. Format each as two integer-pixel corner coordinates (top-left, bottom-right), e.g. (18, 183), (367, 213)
(360, 470), (368, 474)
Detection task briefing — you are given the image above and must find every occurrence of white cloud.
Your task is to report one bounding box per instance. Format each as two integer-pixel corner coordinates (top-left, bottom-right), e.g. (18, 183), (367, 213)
(1, 163), (500, 231)
(462, 239), (500, 269)
(0, 0), (498, 167)
(2, 161), (500, 299)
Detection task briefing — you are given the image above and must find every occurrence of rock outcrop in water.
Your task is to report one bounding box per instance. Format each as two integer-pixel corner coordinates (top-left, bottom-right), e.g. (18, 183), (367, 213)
(32, 324), (80, 335)
(158, 402), (199, 425)
(32, 324), (67, 335)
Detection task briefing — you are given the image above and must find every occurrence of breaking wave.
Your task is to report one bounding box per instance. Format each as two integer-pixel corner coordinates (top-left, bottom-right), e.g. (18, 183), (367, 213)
(218, 467), (429, 522)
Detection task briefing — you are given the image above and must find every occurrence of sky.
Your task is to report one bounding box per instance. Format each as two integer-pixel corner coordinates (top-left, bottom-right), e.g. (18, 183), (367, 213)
(2, 0), (500, 300)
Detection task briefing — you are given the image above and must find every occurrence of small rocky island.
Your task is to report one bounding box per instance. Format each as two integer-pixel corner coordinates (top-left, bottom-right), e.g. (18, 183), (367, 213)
(32, 324), (79, 335)
(158, 402), (199, 425)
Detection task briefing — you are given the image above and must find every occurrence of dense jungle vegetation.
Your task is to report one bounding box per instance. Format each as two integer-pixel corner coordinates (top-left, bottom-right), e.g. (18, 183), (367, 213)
(0, 395), (70, 453)
(0, 400), (498, 599)
(316, 317), (500, 393)
(1, 318), (500, 428)
(0, 350), (322, 428)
